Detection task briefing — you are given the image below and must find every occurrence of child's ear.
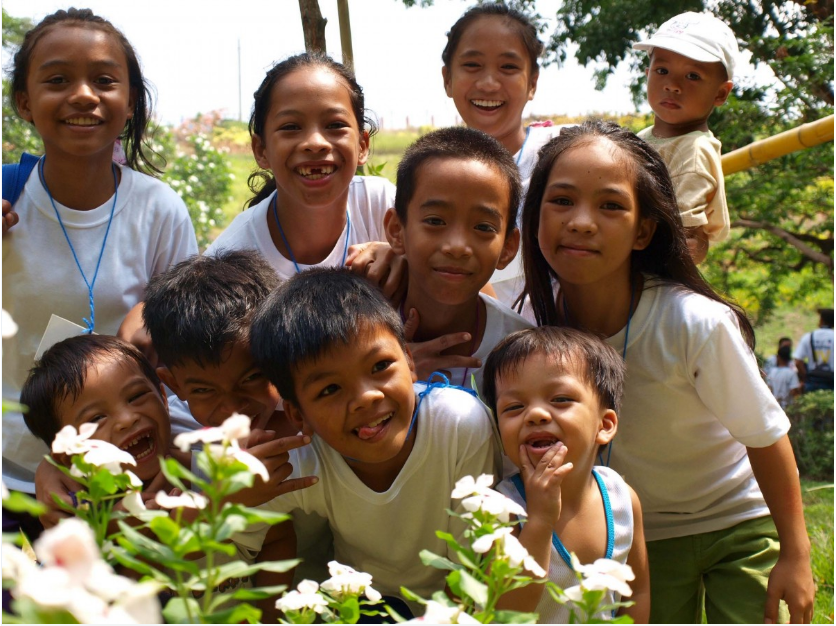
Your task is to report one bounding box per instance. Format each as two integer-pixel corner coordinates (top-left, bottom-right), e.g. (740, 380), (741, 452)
(127, 88), (137, 120)
(442, 66), (452, 98)
(15, 91), (33, 123)
(527, 70), (539, 102)
(357, 129), (370, 166)
(632, 217), (657, 251)
(596, 409), (618, 445)
(284, 401), (314, 436)
(496, 228), (520, 271)
(384, 208), (407, 255)
(252, 134), (270, 170)
(714, 80), (733, 107)
(156, 366), (184, 400)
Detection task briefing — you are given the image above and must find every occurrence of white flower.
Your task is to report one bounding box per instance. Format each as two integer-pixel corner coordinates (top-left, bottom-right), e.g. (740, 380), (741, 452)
(223, 445), (269, 482)
(34, 518), (100, 581)
(471, 526), (511, 554)
(453, 475), (526, 522)
(15, 564), (87, 608)
(1, 481), (9, 500)
(275, 579), (329, 614)
(562, 584), (584, 603)
(124, 471), (143, 489)
(2, 309), (18, 338)
(415, 600), (481, 624)
(97, 580), (163, 624)
(320, 561), (381, 603)
(83, 440), (136, 473)
(471, 527), (546, 578)
(173, 426), (225, 452)
(572, 556), (635, 598)
(52, 423), (97, 455)
(121, 490), (146, 516)
(451, 474), (494, 499)
(2, 542), (36, 581)
(155, 490), (208, 510)
(221, 413), (251, 442)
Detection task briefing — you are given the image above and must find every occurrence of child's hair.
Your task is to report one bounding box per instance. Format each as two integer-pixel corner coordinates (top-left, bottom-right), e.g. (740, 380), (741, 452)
(482, 326), (625, 419)
(250, 267), (406, 404)
(442, 2), (544, 75)
(21, 335), (161, 446)
(246, 52), (378, 207)
(520, 119), (755, 348)
(143, 249), (279, 368)
(394, 126), (522, 237)
(11, 7), (161, 175)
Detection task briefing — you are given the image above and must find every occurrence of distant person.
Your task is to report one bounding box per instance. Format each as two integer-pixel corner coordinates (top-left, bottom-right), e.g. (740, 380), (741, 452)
(794, 307), (834, 392)
(766, 338), (803, 408)
(763, 337), (796, 377)
(441, 2), (567, 306)
(633, 12), (736, 264)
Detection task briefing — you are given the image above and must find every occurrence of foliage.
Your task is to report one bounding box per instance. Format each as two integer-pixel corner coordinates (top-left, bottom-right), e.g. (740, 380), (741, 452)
(801, 480), (834, 624)
(2, 9), (43, 163)
(785, 390), (834, 480)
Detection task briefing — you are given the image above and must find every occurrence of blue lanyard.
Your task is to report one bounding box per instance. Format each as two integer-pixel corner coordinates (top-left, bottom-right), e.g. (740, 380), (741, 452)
(510, 468), (614, 568)
(38, 157), (118, 334)
(271, 193), (350, 273)
(515, 126), (531, 167)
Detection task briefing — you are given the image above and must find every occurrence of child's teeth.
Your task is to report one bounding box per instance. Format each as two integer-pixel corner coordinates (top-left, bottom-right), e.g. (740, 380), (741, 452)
(472, 100), (504, 107)
(65, 117), (100, 126)
(297, 165), (335, 178)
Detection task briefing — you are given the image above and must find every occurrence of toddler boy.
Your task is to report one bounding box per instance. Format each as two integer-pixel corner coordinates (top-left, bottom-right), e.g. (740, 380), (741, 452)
(482, 327), (649, 623)
(633, 11), (738, 263)
(237, 268), (501, 620)
(384, 127), (532, 388)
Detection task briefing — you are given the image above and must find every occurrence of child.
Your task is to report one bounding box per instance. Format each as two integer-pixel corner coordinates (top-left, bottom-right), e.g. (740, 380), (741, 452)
(235, 268), (501, 620)
(519, 120), (814, 623)
(206, 53), (396, 283)
(482, 327), (649, 623)
(441, 2), (566, 306)
(765, 339), (802, 409)
(384, 126), (531, 388)
(633, 11), (737, 264)
(3, 8), (197, 499)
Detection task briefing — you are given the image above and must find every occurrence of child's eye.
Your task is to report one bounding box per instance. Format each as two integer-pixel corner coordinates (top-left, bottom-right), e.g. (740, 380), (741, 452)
(243, 372), (264, 384)
(190, 387), (213, 395)
(501, 63), (521, 71)
(326, 121), (350, 130)
(653, 67), (668, 75)
(317, 384), (340, 398)
(475, 223), (499, 234)
(546, 196), (572, 207)
(89, 414), (107, 423)
(45, 76), (67, 85)
(95, 76), (117, 86)
(128, 390), (149, 403)
(279, 123), (301, 131)
(601, 201), (625, 211)
(551, 396), (573, 404)
(500, 403), (524, 415)
(372, 360), (393, 374)
(461, 62), (481, 70)
(422, 217), (445, 227)
(686, 72), (702, 81)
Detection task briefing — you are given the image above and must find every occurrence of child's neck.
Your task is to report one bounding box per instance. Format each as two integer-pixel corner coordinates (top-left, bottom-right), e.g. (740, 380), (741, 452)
(402, 290), (485, 357)
(560, 277), (640, 338)
(268, 192), (350, 265)
(348, 419), (418, 493)
(651, 115), (710, 138)
(42, 150), (120, 211)
(496, 124), (528, 156)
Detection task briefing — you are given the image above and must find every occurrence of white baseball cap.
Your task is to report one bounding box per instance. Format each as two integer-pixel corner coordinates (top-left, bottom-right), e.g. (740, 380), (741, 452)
(632, 12), (738, 80)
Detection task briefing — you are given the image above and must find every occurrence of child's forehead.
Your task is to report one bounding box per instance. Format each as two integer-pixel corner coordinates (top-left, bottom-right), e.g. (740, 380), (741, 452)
(498, 350), (592, 388)
(293, 323), (406, 373)
(413, 157), (511, 210)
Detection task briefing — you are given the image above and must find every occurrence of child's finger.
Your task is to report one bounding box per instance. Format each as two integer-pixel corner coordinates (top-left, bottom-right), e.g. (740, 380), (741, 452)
(403, 308), (420, 341)
(518, 444), (537, 478)
(248, 433), (311, 458)
(246, 428), (277, 447)
(273, 475), (318, 496)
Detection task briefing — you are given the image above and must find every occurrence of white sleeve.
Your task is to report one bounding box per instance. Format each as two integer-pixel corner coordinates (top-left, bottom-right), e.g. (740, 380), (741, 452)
(149, 192), (198, 275)
(693, 312), (790, 448)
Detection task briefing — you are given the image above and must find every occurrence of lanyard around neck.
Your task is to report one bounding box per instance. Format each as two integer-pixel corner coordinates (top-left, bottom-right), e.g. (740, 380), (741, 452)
(38, 156), (118, 334)
(271, 193), (350, 273)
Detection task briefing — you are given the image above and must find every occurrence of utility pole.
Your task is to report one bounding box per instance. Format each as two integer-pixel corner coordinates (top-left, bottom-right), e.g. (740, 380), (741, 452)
(336, 0), (354, 71)
(237, 38), (242, 122)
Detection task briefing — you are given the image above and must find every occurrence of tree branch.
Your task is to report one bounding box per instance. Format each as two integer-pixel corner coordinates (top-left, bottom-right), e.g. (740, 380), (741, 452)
(732, 218), (834, 268)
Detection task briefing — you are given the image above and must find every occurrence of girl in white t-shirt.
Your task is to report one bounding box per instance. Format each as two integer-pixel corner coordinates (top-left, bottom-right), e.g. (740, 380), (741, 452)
(518, 119), (814, 623)
(3, 8), (196, 498)
(207, 53), (396, 284)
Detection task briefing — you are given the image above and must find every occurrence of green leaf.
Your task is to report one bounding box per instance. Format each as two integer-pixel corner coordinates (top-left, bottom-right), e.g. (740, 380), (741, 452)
(203, 603), (261, 624)
(149, 515), (181, 544)
(434, 530), (463, 554)
(446, 569), (463, 598)
(227, 583), (288, 601)
(338, 596), (360, 623)
(116, 522), (199, 574)
(214, 513), (248, 540)
(210, 557), (300, 585)
(399, 586), (426, 603)
(235, 505), (291, 525)
(493, 609), (540, 623)
(159, 457), (194, 492)
(2, 491), (46, 516)
(162, 597), (202, 624)
(458, 569), (488, 608)
(418, 549), (460, 571)
(88, 468), (117, 495)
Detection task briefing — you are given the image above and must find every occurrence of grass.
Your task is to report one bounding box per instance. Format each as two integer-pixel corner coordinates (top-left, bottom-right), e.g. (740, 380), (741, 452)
(802, 480), (834, 623)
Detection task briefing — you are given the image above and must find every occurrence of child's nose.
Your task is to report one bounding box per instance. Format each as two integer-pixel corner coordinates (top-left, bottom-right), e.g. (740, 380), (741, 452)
(441, 229), (473, 258)
(113, 409), (140, 432)
(566, 206), (597, 234)
(218, 394), (249, 418)
(349, 382), (384, 412)
(301, 128), (330, 152)
(525, 405), (552, 424)
(475, 70), (501, 92)
(68, 81), (99, 107)
(663, 78), (682, 94)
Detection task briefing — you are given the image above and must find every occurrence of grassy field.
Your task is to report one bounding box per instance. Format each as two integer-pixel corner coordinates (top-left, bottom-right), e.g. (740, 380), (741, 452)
(803, 480), (834, 623)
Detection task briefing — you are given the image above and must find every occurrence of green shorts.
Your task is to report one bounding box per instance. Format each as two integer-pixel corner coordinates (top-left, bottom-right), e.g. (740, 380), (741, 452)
(646, 516), (789, 624)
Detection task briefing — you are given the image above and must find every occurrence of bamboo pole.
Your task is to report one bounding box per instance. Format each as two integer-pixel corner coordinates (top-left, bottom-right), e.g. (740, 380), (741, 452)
(722, 114), (834, 175)
(337, 0), (354, 71)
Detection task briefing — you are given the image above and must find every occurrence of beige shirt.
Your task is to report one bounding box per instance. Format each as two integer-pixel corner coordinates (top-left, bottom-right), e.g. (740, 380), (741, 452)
(638, 127), (730, 242)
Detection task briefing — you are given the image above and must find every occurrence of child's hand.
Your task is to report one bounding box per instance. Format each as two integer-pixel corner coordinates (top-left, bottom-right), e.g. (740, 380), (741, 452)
(403, 307), (481, 380)
(2, 199), (19, 235)
(234, 431), (317, 507)
(116, 302), (158, 368)
(764, 551), (815, 623)
(684, 226), (709, 264)
(519, 442), (573, 528)
(346, 241), (408, 302)
(35, 457), (79, 528)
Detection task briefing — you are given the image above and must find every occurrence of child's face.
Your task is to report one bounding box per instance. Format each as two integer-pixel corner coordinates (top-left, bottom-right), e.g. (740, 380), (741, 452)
(537, 138), (656, 290)
(386, 157), (518, 306)
(646, 48), (731, 131)
(16, 26), (134, 162)
(159, 341), (281, 430)
(494, 352), (616, 473)
(442, 15), (537, 148)
(252, 66), (369, 214)
(285, 325), (417, 469)
(55, 357), (170, 483)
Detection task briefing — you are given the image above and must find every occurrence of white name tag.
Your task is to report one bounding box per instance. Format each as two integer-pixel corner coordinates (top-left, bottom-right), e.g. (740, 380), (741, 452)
(34, 314), (88, 361)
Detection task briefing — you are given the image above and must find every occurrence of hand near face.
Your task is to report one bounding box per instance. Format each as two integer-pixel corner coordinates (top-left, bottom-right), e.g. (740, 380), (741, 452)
(519, 441), (572, 528)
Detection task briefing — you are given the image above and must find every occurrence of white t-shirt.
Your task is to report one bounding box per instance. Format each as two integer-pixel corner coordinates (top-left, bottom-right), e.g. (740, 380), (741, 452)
(2, 165), (197, 493)
(491, 124), (568, 308)
(793, 328), (834, 370)
(205, 176), (395, 280)
(496, 466), (634, 624)
(233, 382), (501, 606)
(766, 366), (801, 409)
(443, 294), (533, 393)
(601, 281), (789, 541)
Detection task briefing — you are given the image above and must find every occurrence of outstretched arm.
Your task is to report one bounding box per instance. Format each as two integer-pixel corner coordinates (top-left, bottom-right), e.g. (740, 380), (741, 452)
(619, 487), (650, 623)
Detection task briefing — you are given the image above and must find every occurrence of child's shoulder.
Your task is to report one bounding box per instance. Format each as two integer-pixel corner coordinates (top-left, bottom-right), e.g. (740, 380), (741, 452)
(119, 166), (190, 217)
(348, 174), (396, 200)
(481, 293), (533, 331)
(645, 280), (734, 325)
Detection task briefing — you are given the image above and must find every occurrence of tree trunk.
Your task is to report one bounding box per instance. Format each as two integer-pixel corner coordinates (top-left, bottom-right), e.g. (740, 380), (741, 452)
(337, 0), (355, 70)
(298, 0), (327, 54)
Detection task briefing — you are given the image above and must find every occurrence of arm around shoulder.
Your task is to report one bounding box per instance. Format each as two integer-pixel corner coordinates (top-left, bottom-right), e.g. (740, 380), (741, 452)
(620, 486), (650, 623)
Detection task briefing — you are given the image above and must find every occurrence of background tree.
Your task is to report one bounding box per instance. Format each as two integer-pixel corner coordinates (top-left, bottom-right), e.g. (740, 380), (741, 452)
(2, 9), (43, 163)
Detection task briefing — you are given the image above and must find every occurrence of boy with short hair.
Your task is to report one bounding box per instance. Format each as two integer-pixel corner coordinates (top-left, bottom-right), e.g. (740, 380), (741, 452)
(384, 126), (532, 388)
(238, 268), (501, 620)
(482, 327), (649, 623)
(633, 11), (737, 264)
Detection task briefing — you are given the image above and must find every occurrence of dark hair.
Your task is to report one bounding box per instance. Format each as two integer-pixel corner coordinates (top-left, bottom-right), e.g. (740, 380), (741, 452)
(11, 8), (162, 175)
(519, 119), (755, 349)
(820, 308), (834, 328)
(482, 326), (625, 418)
(247, 52), (377, 207)
(250, 267), (406, 404)
(777, 337), (792, 346)
(143, 249), (279, 368)
(442, 2), (544, 75)
(21, 335), (161, 446)
(394, 126), (521, 238)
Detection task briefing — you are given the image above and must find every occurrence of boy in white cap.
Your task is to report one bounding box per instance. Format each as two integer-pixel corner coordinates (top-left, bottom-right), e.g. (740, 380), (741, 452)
(634, 12), (738, 264)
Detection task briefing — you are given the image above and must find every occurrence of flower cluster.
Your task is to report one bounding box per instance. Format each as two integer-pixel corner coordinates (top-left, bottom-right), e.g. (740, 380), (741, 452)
(53, 423), (141, 482)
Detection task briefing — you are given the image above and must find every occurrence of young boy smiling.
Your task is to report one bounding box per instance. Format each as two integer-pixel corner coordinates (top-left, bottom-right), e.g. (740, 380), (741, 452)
(384, 126), (532, 388)
(237, 268), (500, 619)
